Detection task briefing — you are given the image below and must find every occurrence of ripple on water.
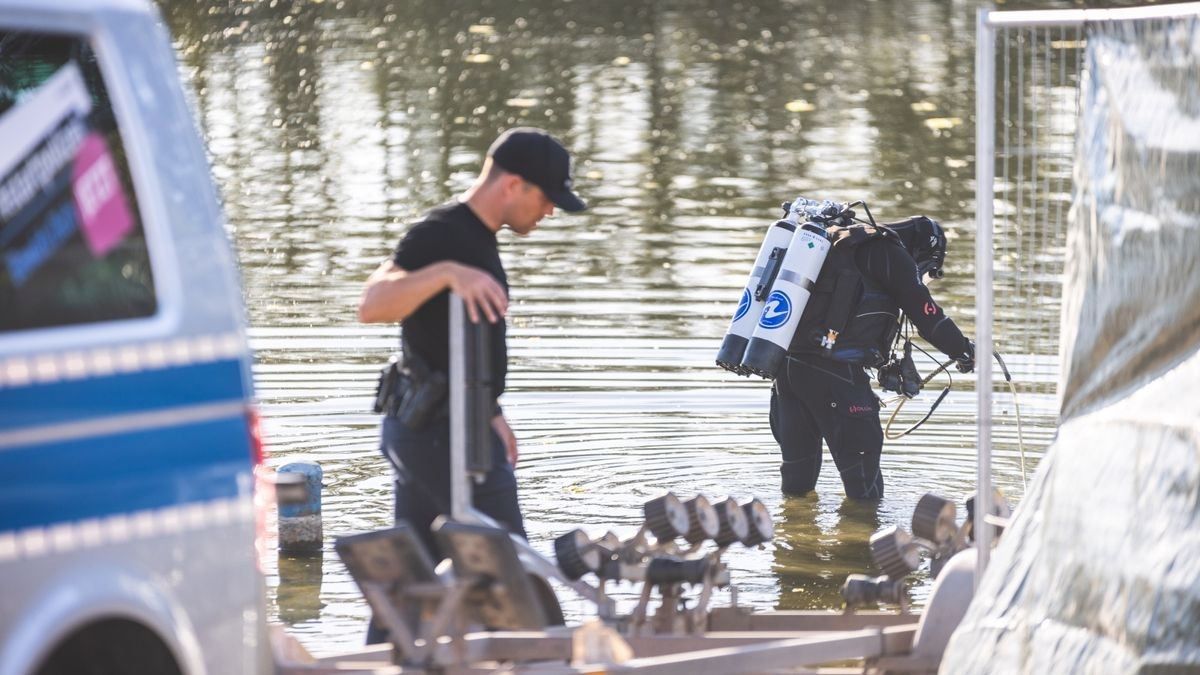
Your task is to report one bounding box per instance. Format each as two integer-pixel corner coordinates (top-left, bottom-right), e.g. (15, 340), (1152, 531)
(252, 326), (1048, 655)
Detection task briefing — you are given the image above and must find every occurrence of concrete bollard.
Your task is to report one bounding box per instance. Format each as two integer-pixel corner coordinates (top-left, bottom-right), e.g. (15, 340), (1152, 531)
(277, 462), (322, 553)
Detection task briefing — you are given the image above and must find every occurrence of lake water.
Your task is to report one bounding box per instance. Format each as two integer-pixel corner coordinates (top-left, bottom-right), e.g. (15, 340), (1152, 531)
(161, 0), (1072, 656)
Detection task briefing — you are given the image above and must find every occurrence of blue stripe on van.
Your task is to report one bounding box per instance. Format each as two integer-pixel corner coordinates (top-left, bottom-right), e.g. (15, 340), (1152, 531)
(0, 413), (253, 531)
(0, 359), (254, 531)
(0, 359), (248, 430)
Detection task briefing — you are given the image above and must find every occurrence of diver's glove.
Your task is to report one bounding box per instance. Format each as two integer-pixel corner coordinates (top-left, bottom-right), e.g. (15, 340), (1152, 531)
(955, 340), (976, 374)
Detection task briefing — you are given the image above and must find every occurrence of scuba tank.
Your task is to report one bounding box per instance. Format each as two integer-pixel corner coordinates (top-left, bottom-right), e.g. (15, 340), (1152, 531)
(718, 198), (853, 379)
(716, 217), (797, 375)
(740, 216), (832, 378)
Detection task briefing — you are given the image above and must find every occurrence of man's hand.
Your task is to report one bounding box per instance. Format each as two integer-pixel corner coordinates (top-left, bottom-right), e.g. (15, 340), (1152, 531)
(446, 262), (508, 324)
(492, 413), (518, 467)
(358, 259), (507, 325)
(956, 340), (976, 374)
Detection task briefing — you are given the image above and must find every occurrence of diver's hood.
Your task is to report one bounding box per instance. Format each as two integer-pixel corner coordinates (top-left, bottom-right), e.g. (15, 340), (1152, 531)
(887, 216), (947, 279)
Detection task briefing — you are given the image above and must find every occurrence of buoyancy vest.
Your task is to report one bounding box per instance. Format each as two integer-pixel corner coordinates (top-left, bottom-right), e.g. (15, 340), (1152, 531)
(787, 224), (903, 367)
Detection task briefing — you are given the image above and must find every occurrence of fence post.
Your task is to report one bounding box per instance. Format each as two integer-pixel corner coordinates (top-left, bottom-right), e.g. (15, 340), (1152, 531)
(974, 7), (996, 582)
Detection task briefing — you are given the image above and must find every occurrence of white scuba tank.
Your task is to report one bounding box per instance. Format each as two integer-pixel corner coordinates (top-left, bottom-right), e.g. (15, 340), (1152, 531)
(715, 218), (797, 375)
(740, 220), (832, 378)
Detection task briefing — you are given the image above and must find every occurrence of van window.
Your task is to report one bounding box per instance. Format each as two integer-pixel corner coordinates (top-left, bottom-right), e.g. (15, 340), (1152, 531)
(0, 31), (156, 332)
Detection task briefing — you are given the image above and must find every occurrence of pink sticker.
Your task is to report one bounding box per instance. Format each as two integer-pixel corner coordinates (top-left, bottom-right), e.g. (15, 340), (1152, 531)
(71, 132), (134, 258)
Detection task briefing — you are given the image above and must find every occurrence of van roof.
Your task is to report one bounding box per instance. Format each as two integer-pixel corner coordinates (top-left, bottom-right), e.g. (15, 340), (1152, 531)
(0, 0), (152, 17)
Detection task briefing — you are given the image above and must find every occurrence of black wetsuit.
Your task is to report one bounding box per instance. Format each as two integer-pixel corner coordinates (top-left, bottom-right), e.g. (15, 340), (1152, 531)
(381, 201), (525, 554)
(771, 231), (971, 500)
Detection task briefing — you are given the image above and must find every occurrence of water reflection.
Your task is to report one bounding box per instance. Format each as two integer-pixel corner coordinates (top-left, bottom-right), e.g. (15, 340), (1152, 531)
(158, 0), (1082, 656)
(773, 495), (883, 610)
(277, 553), (325, 624)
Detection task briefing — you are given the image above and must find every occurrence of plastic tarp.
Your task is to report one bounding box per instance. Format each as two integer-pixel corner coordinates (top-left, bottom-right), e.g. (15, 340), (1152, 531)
(941, 16), (1200, 673)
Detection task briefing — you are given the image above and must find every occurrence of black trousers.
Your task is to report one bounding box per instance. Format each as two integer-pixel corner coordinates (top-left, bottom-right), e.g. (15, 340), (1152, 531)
(379, 415), (525, 557)
(769, 354), (884, 500)
(368, 415), (526, 645)
(380, 414), (527, 557)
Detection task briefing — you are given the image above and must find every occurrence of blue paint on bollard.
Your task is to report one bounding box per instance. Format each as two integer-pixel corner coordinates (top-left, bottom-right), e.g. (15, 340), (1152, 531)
(278, 462), (322, 552)
(278, 462), (322, 517)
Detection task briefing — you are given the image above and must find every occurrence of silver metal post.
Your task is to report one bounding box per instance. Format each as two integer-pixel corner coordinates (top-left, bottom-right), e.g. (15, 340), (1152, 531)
(449, 294), (470, 521)
(985, 2), (1200, 27)
(974, 8), (996, 582)
(966, 0), (1200, 590)
(447, 294), (606, 608)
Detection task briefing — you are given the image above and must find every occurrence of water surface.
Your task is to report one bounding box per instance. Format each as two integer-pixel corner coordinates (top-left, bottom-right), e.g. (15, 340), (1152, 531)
(162, 0), (1072, 655)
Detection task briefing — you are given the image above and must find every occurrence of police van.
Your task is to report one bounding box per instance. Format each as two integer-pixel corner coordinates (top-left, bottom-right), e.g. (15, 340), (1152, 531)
(0, 0), (271, 673)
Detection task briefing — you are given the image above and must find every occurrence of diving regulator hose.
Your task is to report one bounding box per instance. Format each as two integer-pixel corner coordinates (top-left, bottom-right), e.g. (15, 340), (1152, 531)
(881, 347), (1029, 490)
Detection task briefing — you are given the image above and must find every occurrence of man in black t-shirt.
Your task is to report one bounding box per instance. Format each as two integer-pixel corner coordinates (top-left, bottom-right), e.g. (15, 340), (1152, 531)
(771, 217), (975, 500)
(358, 128), (586, 560)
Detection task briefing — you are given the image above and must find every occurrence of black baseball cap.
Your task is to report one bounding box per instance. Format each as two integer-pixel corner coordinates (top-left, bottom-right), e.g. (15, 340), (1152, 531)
(488, 128), (586, 212)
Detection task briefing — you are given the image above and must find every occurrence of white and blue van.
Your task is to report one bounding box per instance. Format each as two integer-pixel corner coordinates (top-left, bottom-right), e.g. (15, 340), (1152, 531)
(0, 0), (270, 673)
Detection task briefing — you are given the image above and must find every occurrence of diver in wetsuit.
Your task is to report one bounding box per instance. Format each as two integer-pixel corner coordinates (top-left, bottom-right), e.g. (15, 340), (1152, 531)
(770, 216), (975, 500)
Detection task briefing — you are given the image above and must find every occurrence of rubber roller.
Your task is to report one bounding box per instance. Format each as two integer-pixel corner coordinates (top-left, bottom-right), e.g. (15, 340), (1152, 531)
(682, 495), (720, 544)
(712, 496), (750, 547)
(912, 493), (957, 544)
(553, 529), (600, 581)
(740, 498), (774, 546)
(868, 525), (919, 580)
(643, 492), (691, 542)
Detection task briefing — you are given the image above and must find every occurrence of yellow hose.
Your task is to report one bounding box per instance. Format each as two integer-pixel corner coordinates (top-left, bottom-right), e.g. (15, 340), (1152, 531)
(1007, 378), (1028, 490)
(883, 356), (1030, 490)
(882, 361), (950, 441)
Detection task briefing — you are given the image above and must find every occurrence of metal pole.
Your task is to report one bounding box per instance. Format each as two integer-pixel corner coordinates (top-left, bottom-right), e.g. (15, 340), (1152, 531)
(985, 2), (1200, 27)
(449, 294), (470, 520)
(447, 295), (606, 608)
(974, 8), (996, 583)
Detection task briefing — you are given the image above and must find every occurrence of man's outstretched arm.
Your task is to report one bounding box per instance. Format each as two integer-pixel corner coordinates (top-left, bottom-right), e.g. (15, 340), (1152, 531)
(358, 259), (508, 324)
(858, 242), (972, 362)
